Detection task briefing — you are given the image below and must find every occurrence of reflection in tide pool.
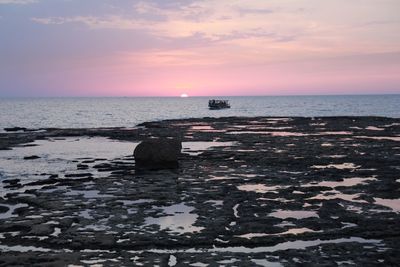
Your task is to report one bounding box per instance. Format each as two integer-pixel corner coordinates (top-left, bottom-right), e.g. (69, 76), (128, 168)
(303, 177), (377, 188)
(144, 203), (204, 234)
(237, 184), (288, 193)
(309, 190), (367, 203)
(374, 198), (400, 212)
(145, 237), (383, 254)
(238, 227), (319, 239)
(189, 125), (225, 132)
(269, 210), (319, 219)
(182, 141), (236, 156)
(311, 163), (360, 170)
(251, 259), (284, 267)
(0, 137), (136, 199)
(0, 137), (135, 182)
(355, 136), (400, 142)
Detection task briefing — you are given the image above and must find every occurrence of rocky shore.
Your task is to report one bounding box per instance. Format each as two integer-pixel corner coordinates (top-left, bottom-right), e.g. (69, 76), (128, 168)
(0, 116), (399, 266)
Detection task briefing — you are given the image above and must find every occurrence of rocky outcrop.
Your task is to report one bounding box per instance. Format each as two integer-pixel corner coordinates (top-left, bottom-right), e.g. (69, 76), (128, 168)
(23, 155), (40, 160)
(134, 138), (182, 169)
(29, 224), (54, 236)
(4, 127), (27, 132)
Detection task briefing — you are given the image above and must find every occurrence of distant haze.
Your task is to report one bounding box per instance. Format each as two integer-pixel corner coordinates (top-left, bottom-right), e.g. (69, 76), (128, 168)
(0, 0), (399, 97)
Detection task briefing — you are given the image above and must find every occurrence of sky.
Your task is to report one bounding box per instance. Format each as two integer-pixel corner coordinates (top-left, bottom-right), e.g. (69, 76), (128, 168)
(0, 0), (399, 97)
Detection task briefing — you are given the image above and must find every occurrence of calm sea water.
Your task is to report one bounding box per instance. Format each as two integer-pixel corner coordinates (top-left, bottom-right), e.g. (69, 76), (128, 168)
(0, 95), (399, 130)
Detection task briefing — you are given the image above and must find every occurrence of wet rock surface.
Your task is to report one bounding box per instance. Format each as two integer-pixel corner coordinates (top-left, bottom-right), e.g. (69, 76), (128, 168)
(0, 116), (399, 266)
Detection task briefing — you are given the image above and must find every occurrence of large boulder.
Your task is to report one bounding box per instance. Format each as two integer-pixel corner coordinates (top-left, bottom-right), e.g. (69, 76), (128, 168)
(134, 138), (182, 169)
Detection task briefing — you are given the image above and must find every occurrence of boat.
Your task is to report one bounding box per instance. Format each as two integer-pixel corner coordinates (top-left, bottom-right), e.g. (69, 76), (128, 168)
(208, 99), (231, 110)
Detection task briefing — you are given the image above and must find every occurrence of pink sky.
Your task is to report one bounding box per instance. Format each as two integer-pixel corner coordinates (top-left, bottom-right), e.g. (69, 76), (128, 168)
(0, 0), (399, 96)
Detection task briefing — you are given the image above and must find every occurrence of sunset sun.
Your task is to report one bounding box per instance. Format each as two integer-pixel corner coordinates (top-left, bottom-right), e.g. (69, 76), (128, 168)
(180, 93), (189, 98)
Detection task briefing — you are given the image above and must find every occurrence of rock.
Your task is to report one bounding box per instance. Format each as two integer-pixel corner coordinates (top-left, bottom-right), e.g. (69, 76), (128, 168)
(23, 155), (40, 160)
(2, 179), (20, 185)
(0, 205), (10, 213)
(4, 127), (27, 132)
(77, 164), (89, 170)
(134, 138), (182, 169)
(29, 224), (54, 236)
(64, 173), (93, 178)
(94, 233), (116, 247)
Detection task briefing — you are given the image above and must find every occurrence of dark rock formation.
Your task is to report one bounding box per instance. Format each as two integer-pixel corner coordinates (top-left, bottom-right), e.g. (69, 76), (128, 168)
(23, 155), (40, 160)
(29, 224), (54, 236)
(4, 127), (27, 132)
(0, 205), (9, 213)
(134, 138), (182, 169)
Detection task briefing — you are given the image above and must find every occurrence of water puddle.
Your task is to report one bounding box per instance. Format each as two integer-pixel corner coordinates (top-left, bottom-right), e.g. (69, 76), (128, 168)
(0, 137), (136, 190)
(251, 259), (284, 267)
(0, 244), (53, 252)
(168, 255), (177, 266)
(189, 126), (225, 133)
(238, 228), (319, 239)
(182, 142), (236, 156)
(1, 236), (381, 254)
(373, 198), (400, 212)
(78, 209), (94, 219)
(191, 262), (208, 267)
(310, 123), (327, 126)
(118, 199), (155, 206)
(144, 203), (204, 234)
(309, 191), (367, 203)
(227, 131), (308, 137)
(265, 118), (292, 122)
(190, 126), (213, 131)
(311, 163), (360, 170)
(318, 131), (353, 135)
(218, 258), (239, 264)
(383, 123), (400, 127)
(237, 184), (288, 193)
(276, 221), (296, 228)
(366, 126), (384, 131)
(324, 155), (347, 159)
(233, 204), (239, 218)
(342, 222), (358, 229)
(269, 210), (319, 219)
(303, 177), (376, 188)
(143, 237), (382, 254)
(321, 143), (334, 147)
(206, 175), (238, 181)
(355, 136), (400, 142)
(205, 200), (223, 207)
(227, 131), (352, 137)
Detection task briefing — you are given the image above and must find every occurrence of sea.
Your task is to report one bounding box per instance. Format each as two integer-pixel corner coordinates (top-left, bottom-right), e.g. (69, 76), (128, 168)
(0, 95), (399, 130)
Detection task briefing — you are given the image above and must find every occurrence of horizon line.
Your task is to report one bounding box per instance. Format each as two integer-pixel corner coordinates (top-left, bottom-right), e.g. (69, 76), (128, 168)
(1, 93), (400, 98)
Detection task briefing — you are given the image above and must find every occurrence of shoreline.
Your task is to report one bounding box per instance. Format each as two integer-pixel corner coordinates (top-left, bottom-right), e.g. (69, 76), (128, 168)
(1, 116), (399, 149)
(0, 116), (399, 266)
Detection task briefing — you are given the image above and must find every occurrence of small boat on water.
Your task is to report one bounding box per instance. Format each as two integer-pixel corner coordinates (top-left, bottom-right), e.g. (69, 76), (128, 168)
(208, 99), (231, 110)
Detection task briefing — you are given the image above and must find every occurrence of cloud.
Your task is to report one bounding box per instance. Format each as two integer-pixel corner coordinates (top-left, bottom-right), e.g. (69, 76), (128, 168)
(0, 0), (37, 4)
(31, 16), (150, 30)
(235, 7), (274, 16)
(29, 0), (400, 67)
(30, 1), (282, 42)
